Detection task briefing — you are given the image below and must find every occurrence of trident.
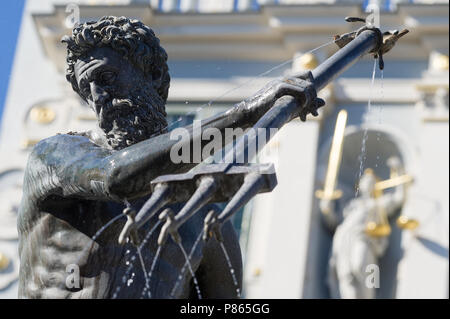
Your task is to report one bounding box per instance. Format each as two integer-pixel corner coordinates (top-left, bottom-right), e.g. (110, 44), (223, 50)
(118, 17), (409, 247)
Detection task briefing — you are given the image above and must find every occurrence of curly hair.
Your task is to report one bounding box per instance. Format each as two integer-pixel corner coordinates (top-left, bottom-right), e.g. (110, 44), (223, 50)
(62, 16), (170, 102)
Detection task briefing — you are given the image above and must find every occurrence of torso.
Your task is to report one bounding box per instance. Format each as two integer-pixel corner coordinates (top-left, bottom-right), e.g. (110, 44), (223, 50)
(18, 195), (207, 299)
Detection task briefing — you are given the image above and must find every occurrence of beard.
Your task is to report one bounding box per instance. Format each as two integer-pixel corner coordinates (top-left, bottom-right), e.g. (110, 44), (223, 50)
(97, 86), (168, 150)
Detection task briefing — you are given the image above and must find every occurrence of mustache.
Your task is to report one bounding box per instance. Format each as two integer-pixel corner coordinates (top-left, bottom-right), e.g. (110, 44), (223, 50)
(96, 98), (133, 123)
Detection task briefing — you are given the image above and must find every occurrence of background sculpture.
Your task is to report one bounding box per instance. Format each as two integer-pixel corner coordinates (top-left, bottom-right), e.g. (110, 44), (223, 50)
(320, 158), (410, 299)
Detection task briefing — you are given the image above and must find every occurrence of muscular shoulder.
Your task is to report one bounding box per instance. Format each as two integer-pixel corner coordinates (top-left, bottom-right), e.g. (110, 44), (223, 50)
(22, 134), (112, 201)
(29, 134), (108, 164)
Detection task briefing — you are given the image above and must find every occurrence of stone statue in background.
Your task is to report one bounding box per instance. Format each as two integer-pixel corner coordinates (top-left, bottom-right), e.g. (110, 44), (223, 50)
(18, 16), (324, 298)
(319, 157), (407, 299)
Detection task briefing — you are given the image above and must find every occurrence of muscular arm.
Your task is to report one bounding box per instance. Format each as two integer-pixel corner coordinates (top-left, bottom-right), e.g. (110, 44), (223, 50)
(22, 134), (114, 204)
(195, 221), (243, 299)
(25, 74), (319, 203)
(24, 101), (264, 204)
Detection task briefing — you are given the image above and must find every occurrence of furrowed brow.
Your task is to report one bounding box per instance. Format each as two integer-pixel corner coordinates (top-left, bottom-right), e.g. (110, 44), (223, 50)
(77, 60), (103, 83)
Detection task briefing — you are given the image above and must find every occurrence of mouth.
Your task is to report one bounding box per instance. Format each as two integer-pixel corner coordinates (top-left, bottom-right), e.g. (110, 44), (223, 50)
(96, 100), (133, 125)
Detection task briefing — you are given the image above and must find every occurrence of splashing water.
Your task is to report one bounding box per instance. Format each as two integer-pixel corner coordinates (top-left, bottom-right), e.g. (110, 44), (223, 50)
(378, 69), (384, 127)
(91, 213), (125, 242)
(141, 245), (163, 299)
(170, 230), (203, 298)
(375, 68), (384, 168)
(112, 253), (137, 299)
(177, 242), (202, 299)
(165, 39), (338, 131)
(355, 59), (378, 197)
(219, 241), (241, 298)
(112, 219), (162, 299)
(137, 248), (151, 299)
(137, 220), (162, 251)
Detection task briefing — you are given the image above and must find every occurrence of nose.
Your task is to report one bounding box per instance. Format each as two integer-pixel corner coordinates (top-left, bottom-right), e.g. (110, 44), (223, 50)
(89, 82), (109, 112)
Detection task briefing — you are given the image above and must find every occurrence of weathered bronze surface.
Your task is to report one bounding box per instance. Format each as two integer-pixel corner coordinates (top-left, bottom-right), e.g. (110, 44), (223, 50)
(18, 16), (323, 298)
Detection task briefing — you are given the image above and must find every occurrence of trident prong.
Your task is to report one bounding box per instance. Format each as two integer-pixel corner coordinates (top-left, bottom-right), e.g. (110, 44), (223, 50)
(118, 183), (170, 245)
(119, 163), (277, 247)
(157, 175), (218, 246)
(118, 207), (140, 246)
(203, 209), (223, 242)
(333, 16), (409, 70)
(203, 172), (267, 241)
(158, 208), (182, 246)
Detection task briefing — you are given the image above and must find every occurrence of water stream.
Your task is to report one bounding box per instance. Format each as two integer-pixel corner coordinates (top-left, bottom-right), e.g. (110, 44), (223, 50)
(91, 213), (125, 242)
(355, 59), (378, 197)
(137, 248), (151, 299)
(219, 241), (241, 298)
(112, 219), (162, 299)
(177, 242), (203, 299)
(170, 230), (203, 298)
(142, 245), (163, 298)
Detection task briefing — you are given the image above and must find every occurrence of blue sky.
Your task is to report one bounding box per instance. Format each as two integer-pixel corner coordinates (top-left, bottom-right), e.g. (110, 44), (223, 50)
(0, 0), (25, 124)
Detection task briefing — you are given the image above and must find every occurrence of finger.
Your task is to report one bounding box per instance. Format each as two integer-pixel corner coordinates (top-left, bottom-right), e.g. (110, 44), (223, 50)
(291, 70), (314, 82)
(275, 83), (309, 102)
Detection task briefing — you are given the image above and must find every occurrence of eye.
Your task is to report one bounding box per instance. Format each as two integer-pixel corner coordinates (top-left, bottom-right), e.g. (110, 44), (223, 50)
(100, 71), (116, 84)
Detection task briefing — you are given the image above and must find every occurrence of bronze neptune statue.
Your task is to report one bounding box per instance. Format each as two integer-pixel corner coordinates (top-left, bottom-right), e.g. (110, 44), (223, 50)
(17, 16), (325, 298)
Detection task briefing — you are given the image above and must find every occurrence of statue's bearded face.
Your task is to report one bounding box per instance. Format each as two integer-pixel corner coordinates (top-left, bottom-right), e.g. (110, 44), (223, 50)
(74, 47), (167, 150)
